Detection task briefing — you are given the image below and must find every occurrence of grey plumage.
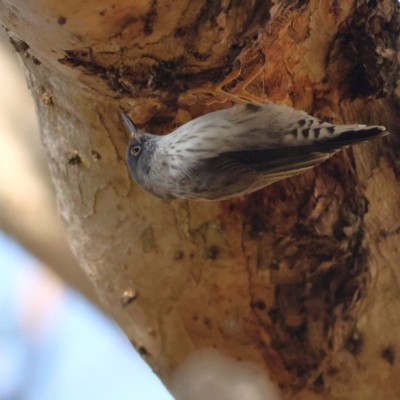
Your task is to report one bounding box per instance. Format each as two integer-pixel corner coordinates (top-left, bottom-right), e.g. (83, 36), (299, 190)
(122, 103), (388, 201)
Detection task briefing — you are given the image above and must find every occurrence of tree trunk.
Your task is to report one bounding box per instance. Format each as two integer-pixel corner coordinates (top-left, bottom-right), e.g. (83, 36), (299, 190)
(0, 28), (100, 306)
(1, 0), (399, 398)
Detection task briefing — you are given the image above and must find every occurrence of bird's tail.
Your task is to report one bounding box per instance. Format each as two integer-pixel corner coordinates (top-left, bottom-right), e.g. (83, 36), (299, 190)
(325, 124), (388, 148)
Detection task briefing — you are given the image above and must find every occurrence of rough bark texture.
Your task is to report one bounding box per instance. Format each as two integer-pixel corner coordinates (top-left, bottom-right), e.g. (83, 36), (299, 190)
(1, 0), (400, 398)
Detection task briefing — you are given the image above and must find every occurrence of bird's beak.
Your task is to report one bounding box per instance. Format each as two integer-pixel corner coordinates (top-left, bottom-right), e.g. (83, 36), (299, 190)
(121, 111), (141, 141)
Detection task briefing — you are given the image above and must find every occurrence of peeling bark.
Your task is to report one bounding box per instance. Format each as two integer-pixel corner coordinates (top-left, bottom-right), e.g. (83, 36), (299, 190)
(1, 0), (400, 398)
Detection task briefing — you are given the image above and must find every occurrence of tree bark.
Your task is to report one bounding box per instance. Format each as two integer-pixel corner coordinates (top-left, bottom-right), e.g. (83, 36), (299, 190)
(0, 27), (99, 306)
(1, 0), (399, 398)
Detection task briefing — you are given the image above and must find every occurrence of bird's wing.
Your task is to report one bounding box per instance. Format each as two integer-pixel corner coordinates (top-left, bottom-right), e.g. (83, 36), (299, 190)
(170, 155), (255, 200)
(174, 149), (328, 200)
(201, 148), (332, 181)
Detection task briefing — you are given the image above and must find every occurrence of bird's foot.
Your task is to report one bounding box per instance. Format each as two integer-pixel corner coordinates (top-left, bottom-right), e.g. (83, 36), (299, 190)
(185, 55), (267, 105)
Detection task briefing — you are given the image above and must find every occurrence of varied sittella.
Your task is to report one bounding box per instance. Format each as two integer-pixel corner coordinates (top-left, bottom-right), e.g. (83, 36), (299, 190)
(122, 103), (388, 201)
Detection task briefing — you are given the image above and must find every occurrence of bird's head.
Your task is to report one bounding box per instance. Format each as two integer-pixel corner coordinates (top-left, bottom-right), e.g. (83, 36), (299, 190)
(122, 111), (157, 187)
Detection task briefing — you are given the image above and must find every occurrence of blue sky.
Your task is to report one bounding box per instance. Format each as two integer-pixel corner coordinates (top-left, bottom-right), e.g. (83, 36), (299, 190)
(0, 230), (174, 400)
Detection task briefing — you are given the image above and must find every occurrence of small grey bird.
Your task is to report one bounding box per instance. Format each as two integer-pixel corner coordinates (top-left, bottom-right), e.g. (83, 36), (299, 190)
(122, 103), (387, 201)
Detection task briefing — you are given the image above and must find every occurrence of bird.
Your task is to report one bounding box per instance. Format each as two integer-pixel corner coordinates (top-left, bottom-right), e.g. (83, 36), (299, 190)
(121, 102), (388, 201)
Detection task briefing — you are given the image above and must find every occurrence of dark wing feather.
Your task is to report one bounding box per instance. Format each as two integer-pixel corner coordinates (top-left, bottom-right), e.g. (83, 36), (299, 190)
(201, 150), (330, 182)
(203, 146), (337, 174)
(185, 150), (328, 200)
(181, 157), (257, 200)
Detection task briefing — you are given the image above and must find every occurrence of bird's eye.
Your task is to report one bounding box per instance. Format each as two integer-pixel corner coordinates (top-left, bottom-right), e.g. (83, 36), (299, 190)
(130, 146), (141, 156)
